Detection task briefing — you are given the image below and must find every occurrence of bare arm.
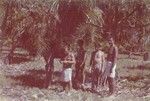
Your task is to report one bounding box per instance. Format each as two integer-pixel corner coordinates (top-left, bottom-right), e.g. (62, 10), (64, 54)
(102, 52), (105, 72)
(113, 46), (118, 66)
(70, 53), (76, 64)
(90, 52), (94, 66)
(61, 53), (76, 64)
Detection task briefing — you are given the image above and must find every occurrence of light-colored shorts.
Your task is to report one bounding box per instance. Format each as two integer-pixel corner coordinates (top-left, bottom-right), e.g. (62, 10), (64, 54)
(107, 61), (116, 78)
(62, 68), (72, 82)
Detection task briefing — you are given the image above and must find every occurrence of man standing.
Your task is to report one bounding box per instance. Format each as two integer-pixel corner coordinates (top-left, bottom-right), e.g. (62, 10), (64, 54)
(61, 45), (76, 92)
(74, 39), (87, 89)
(90, 43), (105, 92)
(105, 37), (118, 95)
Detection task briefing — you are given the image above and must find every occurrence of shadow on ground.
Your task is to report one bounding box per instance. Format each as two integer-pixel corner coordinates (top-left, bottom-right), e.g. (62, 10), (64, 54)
(8, 69), (46, 88)
(8, 69), (93, 89)
(10, 56), (32, 64)
(8, 69), (64, 89)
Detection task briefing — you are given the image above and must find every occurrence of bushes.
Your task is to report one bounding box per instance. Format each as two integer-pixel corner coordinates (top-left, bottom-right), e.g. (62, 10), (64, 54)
(0, 0), (149, 59)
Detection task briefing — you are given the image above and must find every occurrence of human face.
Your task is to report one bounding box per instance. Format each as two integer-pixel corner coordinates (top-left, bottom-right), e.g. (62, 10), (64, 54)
(109, 41), (113, 46)
(95, 45), (100, 51)
(64, 46), (69, 54)
(108, 39), (114, 46)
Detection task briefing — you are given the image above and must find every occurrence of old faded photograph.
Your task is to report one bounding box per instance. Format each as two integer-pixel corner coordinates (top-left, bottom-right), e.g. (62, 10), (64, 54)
(0, 0), (150, 101)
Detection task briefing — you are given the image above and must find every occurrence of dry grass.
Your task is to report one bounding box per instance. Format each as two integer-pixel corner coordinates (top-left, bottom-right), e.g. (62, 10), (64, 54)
(0, 54), (149, 101)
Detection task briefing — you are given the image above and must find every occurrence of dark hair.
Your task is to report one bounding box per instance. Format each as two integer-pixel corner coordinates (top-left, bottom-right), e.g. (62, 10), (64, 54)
(108, 37), (115, 43)
(94, 42), (101, 48)
(77, 39), (84, 46)
(106, 32), (114, 40)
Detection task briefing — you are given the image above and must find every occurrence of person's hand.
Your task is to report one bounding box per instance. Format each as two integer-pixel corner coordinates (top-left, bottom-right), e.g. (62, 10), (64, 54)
(91, 67), (95, 72)
(60, 60), (65, 64)
(62, 60), (68, 63)
(90, 66), (94, 73)
(80, 63), (83, 67)
(88, 66), (93, 73)
(63, 60), (68, 63)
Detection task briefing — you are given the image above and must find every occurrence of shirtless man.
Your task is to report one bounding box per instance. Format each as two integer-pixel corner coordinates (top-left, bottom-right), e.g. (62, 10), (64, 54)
(90, 43), (105, 92)
(74, 39), (87, 89)
(105, 38), (118, 95)
(61, 46), (76, 92)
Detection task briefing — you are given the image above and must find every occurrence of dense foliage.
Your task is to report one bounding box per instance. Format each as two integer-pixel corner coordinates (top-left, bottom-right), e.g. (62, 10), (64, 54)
(0, 0), (149, 59)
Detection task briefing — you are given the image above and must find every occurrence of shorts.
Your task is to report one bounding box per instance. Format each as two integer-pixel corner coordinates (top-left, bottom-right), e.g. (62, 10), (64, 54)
(107, 61), (116, 78)
(62, 68), (72, 82)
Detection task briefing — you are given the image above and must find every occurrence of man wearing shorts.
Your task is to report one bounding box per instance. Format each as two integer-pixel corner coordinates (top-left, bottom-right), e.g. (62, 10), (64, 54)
(105, 38), (118, 95)
(61, 46), (76, 92)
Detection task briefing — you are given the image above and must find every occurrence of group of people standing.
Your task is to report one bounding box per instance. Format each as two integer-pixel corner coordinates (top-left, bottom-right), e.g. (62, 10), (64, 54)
(59, 38), (118, 95)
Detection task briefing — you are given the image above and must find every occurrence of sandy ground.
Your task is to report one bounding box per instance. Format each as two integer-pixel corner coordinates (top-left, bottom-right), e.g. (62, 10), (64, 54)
(0, 55), (150, 101)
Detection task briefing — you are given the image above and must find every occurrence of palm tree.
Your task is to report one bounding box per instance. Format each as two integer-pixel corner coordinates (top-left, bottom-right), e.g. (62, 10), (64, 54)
(0, 0), (104, 62)
(1, 0), (150, 88)
(1, 0), (150, 61)
(0, 0), (104, 87)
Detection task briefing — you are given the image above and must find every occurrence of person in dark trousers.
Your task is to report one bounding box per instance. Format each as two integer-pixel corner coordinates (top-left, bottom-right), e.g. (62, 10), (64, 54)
(74, 39), (87, 89)
(90, 43), (105, 92)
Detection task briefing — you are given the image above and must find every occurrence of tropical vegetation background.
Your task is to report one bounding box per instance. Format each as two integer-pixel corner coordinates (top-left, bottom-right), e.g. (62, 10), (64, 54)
(0, 0), (149, 63)
(0, 0), (150, 101)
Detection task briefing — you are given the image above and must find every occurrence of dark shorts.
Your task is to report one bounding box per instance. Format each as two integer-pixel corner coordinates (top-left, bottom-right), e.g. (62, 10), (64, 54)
(92, 68), (102, 77)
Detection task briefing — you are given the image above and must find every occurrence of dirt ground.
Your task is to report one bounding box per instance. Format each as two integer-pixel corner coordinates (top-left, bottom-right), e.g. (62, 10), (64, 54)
(0, 54), (150, 101)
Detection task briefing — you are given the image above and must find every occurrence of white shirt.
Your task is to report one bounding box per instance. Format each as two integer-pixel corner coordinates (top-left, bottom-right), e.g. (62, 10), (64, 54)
(93, 50), (104, 72)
